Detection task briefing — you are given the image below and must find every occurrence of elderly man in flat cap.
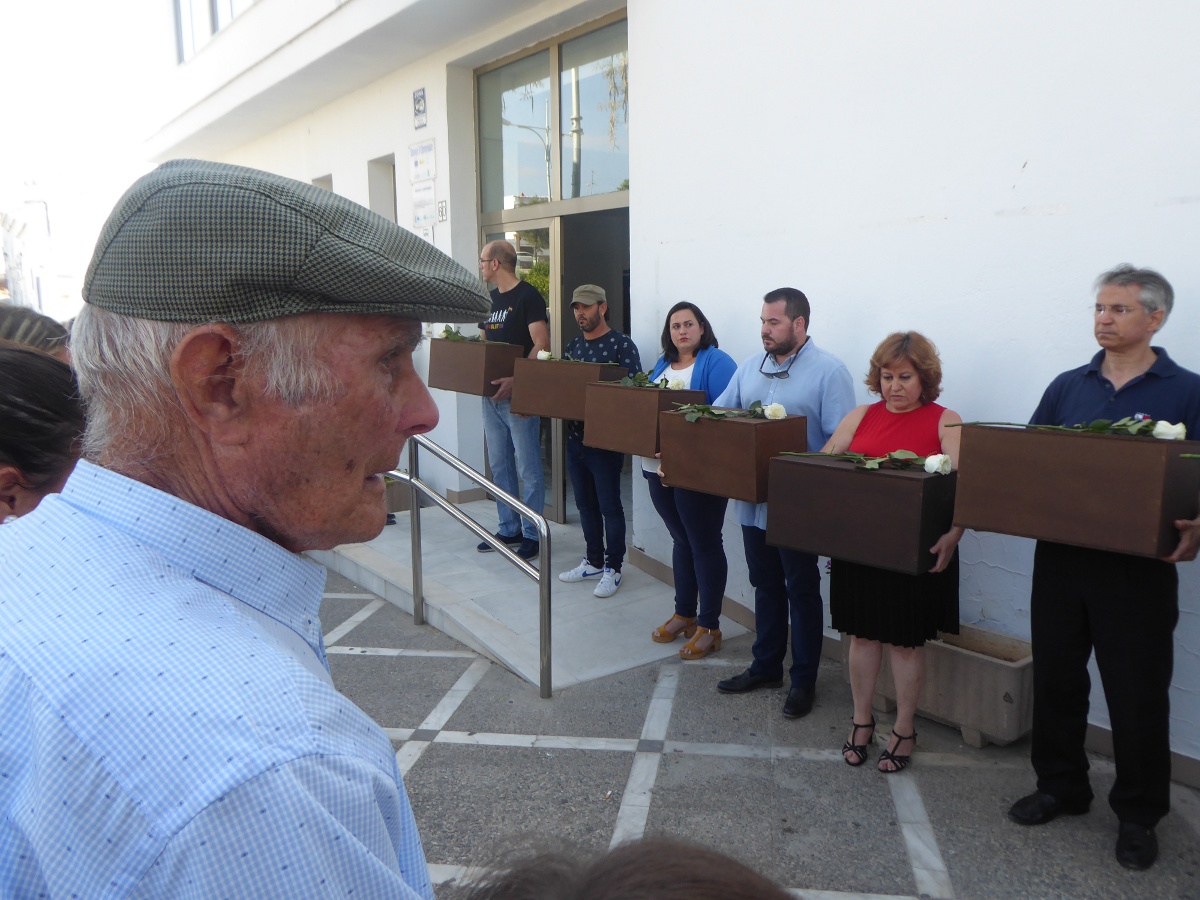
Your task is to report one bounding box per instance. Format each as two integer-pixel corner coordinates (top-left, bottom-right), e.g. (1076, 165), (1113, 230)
(0, 160), (490, 898)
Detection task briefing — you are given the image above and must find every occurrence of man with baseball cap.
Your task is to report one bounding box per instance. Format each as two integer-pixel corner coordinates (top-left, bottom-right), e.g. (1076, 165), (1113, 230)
(557, 284), (641, 598)
(0, 160), (490, 898)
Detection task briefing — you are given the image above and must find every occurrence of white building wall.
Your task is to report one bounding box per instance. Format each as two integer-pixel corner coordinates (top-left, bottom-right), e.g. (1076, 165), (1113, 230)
(629, 0), (1200, 758)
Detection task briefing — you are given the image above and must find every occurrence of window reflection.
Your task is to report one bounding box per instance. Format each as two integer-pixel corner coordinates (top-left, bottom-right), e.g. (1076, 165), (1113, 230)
(560, 20), (629, 199)
(478, 51), (553, 212)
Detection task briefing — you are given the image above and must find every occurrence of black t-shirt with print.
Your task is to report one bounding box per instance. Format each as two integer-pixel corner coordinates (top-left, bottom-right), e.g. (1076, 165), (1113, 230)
(480, 280), (548, 356)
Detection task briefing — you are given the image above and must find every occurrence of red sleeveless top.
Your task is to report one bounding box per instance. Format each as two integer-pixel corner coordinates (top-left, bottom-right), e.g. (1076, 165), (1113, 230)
(847, 401), (945, 457)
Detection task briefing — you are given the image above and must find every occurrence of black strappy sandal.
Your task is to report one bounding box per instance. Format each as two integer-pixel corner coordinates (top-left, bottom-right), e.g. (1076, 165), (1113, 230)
(878, 729), (916, 773)
(841, 717), (876, 767)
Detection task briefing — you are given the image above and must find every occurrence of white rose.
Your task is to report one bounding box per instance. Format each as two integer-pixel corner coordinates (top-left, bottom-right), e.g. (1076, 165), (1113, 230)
(764, 402), (787, 420)
(536, 350), (553, 361)
(924, 453), (952, 475)
(1152, 420), (1187, 440)
(668, 379), (686, 390)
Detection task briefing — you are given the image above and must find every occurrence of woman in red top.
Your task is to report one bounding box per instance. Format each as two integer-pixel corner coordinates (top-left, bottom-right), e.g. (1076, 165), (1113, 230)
(821, 332), (964, 773)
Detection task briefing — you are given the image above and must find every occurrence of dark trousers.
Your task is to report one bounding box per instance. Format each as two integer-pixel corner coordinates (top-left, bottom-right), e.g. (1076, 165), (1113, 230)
(566, 439), (626, 571)
(1030, 541), (1178, 827)
(644, 472), (729, 629)
(741, 525), (823, 689)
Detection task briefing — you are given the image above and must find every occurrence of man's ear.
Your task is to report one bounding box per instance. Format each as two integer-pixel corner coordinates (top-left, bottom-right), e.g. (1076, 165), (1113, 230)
(170, 325), (255, 445)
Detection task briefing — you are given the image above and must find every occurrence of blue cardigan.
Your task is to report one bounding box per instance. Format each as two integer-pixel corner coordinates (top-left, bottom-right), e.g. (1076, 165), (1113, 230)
(649, 345), (738, 405)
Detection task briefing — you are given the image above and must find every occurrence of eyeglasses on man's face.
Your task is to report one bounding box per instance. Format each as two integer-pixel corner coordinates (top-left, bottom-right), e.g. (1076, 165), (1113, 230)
(479, 257), (496, 267)
(1092, 303), (1144, 318)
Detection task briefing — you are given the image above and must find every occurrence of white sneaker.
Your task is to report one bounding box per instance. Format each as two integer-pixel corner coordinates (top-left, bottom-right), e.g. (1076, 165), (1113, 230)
(559, 559), (604, 583)
(593, 568), (622, 598)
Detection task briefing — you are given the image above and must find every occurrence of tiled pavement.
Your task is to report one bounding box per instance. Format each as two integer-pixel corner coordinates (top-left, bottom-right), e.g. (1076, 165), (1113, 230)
(319, 570), (1200, 900)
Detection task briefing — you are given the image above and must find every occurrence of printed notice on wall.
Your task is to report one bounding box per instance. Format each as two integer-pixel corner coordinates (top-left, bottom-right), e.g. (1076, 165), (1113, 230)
(412, 181), (436, 229)
(409, 139), (435, 183)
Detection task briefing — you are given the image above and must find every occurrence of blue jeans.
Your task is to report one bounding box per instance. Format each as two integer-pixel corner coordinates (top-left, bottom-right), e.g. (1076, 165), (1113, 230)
(565, 438), (625, 571)
(482, 397), (544, 541)
(644, 472), (728, 629)
(741, 525), (823, 689)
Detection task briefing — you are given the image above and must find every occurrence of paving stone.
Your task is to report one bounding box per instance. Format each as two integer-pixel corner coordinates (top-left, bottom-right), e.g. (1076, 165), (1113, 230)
(405, 743), (630, 866)
(443, 661), (651, 739)
(328, 653), (474, 730)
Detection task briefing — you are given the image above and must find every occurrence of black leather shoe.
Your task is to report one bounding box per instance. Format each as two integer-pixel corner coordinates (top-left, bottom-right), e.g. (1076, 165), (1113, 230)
(716, 669), (784, 694)
(782, 684), (815, 719)
(1115, 823), (1158, 870)
(1007, 790), (1091, 826)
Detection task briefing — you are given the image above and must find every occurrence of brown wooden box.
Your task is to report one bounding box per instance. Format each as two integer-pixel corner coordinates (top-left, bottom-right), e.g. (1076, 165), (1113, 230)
(509, 358), (628, 419)
(427, 338), (524, 397)
(953, 424), (1200, 557)
(582, 383), (706, 456)
(658, 411), (807, 503)
(766, 456), (958, 574)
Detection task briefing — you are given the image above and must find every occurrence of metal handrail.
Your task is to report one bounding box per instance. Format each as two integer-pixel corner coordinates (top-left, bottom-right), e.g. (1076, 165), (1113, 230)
(391, 433), (553, 697)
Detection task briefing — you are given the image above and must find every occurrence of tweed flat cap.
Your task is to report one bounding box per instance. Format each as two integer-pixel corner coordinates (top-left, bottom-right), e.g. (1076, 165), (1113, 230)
(84, 159), (490, 324)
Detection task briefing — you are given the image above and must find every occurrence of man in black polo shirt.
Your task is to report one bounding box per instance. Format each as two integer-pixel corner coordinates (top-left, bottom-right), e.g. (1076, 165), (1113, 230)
(477, 240), (550, 560)
(1007, 264), (1200, 871)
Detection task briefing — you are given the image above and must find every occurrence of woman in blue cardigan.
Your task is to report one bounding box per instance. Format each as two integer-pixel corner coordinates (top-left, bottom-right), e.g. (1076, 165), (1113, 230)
(645, 302), (737, 659)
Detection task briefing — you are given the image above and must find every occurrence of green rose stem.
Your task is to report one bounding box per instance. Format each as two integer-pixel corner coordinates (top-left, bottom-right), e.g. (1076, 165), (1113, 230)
(784, 449), (927, 471)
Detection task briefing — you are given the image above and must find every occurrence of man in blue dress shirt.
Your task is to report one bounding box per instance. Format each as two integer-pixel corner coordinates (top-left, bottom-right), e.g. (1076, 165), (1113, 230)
(0, 160), (491, 898)
(1006, 264), (1200, 872)
(713, 288), (855, 719)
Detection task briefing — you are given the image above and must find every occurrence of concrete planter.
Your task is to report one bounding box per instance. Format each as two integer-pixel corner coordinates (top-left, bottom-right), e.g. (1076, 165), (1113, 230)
(845, 623), (1033, 748)
(384, 479), (411, 513)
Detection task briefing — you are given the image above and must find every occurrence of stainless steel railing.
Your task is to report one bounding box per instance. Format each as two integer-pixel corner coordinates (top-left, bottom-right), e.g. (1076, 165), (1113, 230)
(390, 433), (553, 698)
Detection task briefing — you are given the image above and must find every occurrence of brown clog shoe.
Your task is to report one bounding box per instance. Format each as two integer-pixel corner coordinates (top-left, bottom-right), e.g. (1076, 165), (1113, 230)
(651, 614), (697, 643)
(679, 626), (722, 660)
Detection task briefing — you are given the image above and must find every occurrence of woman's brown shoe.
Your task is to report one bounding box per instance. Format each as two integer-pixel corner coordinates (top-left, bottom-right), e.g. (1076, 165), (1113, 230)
(651, 614), (697, 643)
(679, 626), (722, 660)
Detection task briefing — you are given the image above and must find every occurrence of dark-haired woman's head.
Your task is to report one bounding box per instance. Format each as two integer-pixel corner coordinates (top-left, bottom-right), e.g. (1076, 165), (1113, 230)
(0, 343), (84, 519)
(660, 302), (719, 363)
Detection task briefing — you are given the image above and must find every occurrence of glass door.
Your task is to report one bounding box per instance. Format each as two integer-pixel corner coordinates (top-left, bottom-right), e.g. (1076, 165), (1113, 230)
(482, 219), (567, 524)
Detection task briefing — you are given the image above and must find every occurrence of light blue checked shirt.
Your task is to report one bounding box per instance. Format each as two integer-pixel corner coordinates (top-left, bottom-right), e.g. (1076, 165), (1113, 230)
(715, 338), (856, 530)
(0, 461), (433, 899)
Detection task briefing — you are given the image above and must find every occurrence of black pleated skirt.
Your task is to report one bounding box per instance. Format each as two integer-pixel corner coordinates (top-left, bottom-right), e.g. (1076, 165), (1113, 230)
(829, 553), (960, 648)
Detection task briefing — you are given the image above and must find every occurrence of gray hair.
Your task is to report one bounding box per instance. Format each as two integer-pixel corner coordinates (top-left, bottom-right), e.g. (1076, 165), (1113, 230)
(71, 305), (341, 464)
(1095, 264), (1173, 323)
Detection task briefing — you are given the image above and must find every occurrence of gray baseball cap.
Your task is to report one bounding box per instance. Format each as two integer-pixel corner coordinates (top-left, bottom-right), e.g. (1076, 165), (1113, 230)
(83, 159), (490, 324)
(571, 284), (607, 306)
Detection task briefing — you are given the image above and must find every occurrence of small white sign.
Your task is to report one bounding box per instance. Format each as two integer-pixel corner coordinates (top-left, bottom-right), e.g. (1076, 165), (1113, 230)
(412, 181), (436, 229)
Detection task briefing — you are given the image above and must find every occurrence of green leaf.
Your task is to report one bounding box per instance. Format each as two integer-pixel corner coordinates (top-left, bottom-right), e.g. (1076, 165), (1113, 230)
(685, 412), (701, 422)
(1086, 419), (1113, 432)
(890, 449), (918, 460)
(861, 459), (881, 469)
